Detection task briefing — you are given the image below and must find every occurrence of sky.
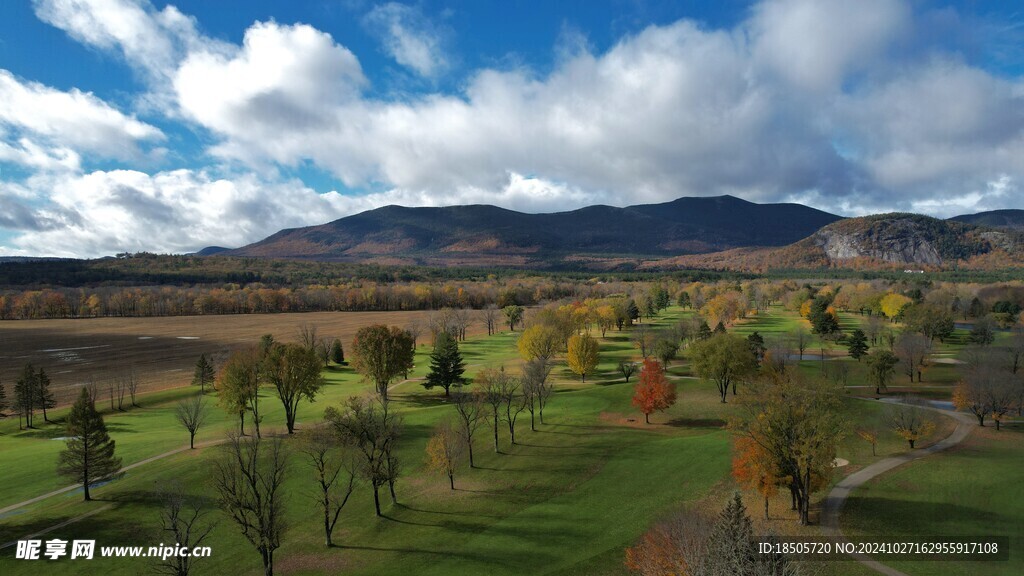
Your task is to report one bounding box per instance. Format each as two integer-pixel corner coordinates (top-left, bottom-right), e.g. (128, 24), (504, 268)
(1, 0), (1023, 257)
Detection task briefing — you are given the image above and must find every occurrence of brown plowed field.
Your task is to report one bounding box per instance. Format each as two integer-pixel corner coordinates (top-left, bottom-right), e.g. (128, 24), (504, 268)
(0, 310), (472, 405)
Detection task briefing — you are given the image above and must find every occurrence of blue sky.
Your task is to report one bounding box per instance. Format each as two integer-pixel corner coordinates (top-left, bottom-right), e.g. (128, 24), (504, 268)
(0, 0), (1023, 257)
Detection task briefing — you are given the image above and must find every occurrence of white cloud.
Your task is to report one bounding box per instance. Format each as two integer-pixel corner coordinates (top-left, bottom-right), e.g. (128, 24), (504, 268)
(17, 0), (1024, 257)
(363, 2), (448, 77)
(0, 69), (164, 162)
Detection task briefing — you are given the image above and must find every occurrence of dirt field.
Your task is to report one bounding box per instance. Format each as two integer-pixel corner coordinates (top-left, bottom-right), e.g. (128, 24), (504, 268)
(0, 310), (480, 405)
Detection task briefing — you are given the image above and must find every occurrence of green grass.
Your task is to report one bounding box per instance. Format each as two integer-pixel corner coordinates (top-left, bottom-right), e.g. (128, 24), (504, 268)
(841, 425), (1024, 576)
(0, 304), (1016, 576)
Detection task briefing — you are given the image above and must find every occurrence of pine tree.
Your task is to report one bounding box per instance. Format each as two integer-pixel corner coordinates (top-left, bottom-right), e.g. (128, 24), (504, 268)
(697, 321), (712, 340)
(330, 338), (345, 364)
(14, 363), (36, 429)
(36, 367), (56, 422)
(847, 329), (869, 361)
(706, 493), (757, 575)
(192, 354), (215, 393)
(423, 332), (466, 397)
(57, 388), (122, 501)
(0, 380), (8, 415)
(714, 321), (727, 334)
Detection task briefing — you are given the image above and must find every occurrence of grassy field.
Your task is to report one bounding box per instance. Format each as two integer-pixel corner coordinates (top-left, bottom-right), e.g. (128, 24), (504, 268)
(0, 304), (1016, 575)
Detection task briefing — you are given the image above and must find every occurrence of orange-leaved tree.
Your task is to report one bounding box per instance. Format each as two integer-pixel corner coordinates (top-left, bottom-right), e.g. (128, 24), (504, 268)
(731, 436), (783, 520)
(631, 358), (676, 424)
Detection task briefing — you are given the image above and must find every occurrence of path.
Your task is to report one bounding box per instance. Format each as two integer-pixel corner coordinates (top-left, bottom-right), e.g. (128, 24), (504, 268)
(819, 400), (976, 576)
(0, 505), (114, 550)
(0, 438), (227, 519)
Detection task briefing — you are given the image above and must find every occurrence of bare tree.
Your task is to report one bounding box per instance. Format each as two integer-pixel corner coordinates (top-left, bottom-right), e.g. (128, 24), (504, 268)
(478, 368), (518, 452)
(886, 400), (935, 449)
(155, 484), (215, 576)
(482, 305), (499, 336)
(894, 333), (932, 382)
(297, 324), (319, 351)
(451, 308), (470, 341)
(790, 327), (809, 362)
(632, 323), (656, 358)
(618, 360), (638, 383)
(325, 397), (401, 517)
(114, 375), (127, 411)
(211, 434), (289, 576)
(522, 358), (552, 431)
(299, 425), (357, 547)
(452, 391), (483, 467)
(125, 369), (140, 407)
(175, 395), (209, 449)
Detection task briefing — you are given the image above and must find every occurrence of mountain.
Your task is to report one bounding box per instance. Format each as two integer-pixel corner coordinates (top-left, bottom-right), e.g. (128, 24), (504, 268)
(194, 246), (231, 256)
(950, 209), (1024, 230)
(226, 195), (841, 268)
(650, 213), (1024, 272)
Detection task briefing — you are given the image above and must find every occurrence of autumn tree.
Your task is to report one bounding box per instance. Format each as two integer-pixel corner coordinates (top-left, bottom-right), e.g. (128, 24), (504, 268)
(847, 329), (869, 361)
(857, 429), (878, 456)
(262, 343), (324, 434)
(57, 388), (123, 501)
(325, 397), (401, 517)
(631, 358), (677, 424)
(175, 395), (209, 449)
(424, 331), (467, 397)
(299, 424), (357, 547)
(219, 348), (263, 437)
(350, 325), (416, 404)
(886, 402), (936, 449)
(954, 363), (1016, 428)
(867, 350), (898, 395)
(689, 333), (757, 403)
(734, 370), (845, 525)
(212, 433), (289, 576)
(192, 354), (216, 394)
(566, 333), (599, 382)
(731, 436), (782, 521)
(517, 324), (561, 361)
(426, 419), (466, 490)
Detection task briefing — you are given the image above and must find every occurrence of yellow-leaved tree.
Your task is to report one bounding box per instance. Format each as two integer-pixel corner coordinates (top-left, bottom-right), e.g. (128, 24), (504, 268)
(566, 334), (599, 382)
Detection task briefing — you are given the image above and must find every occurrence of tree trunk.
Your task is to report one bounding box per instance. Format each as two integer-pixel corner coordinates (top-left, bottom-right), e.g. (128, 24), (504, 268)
(764, 496), (769, 521)
(389, 480), (397, 505)
(449, 473), (455, 491)
(645, 412), (650, 424)
(373, 485), (382, 517)
(467, 439), (475, 468)
(239, 412), (246, 436)
(530, 410), (536, 432)
(262, 549), (273, 576)
(493, 415), (499, 453)
(190, 432), (195, 449)
(83, 479), (91, 502)
(909, 439), (915, 449)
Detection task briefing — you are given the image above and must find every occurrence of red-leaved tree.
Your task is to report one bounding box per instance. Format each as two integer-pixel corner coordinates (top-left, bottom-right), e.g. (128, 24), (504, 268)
(631, 358), (677, 424)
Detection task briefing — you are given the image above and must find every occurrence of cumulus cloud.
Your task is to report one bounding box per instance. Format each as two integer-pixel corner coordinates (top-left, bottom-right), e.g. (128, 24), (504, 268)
(15, 0), (1024, 256)
(0, 69), (164, 164)
(363, 2), (449, 77)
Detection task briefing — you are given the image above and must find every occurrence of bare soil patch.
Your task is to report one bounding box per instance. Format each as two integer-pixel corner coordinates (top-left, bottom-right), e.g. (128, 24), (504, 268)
(0, 310), (470, 405)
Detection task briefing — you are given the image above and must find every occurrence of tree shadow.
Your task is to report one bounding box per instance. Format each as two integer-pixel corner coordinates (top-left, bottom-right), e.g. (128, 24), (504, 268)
(665, 418), (727, 428)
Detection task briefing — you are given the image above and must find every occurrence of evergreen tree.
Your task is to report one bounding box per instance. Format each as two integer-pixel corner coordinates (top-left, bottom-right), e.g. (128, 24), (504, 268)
(714, 321), (727, 334)
(423, 332), (466, 397)
(706, 493), (757, 576)
(626, 299), (641, 324)
(57, 388), (122, 501)
(677, 291), (691, 309)
(0, 380), (8, 415)
(697, 320), (712, 340)
(14, 363), (36, 429)
(847, 329), (869, 361)
(36, 367), (56, 422)
(330, 338), (345, 364)
(192, 354), (216, 393)
(747, 332), (766, 363)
